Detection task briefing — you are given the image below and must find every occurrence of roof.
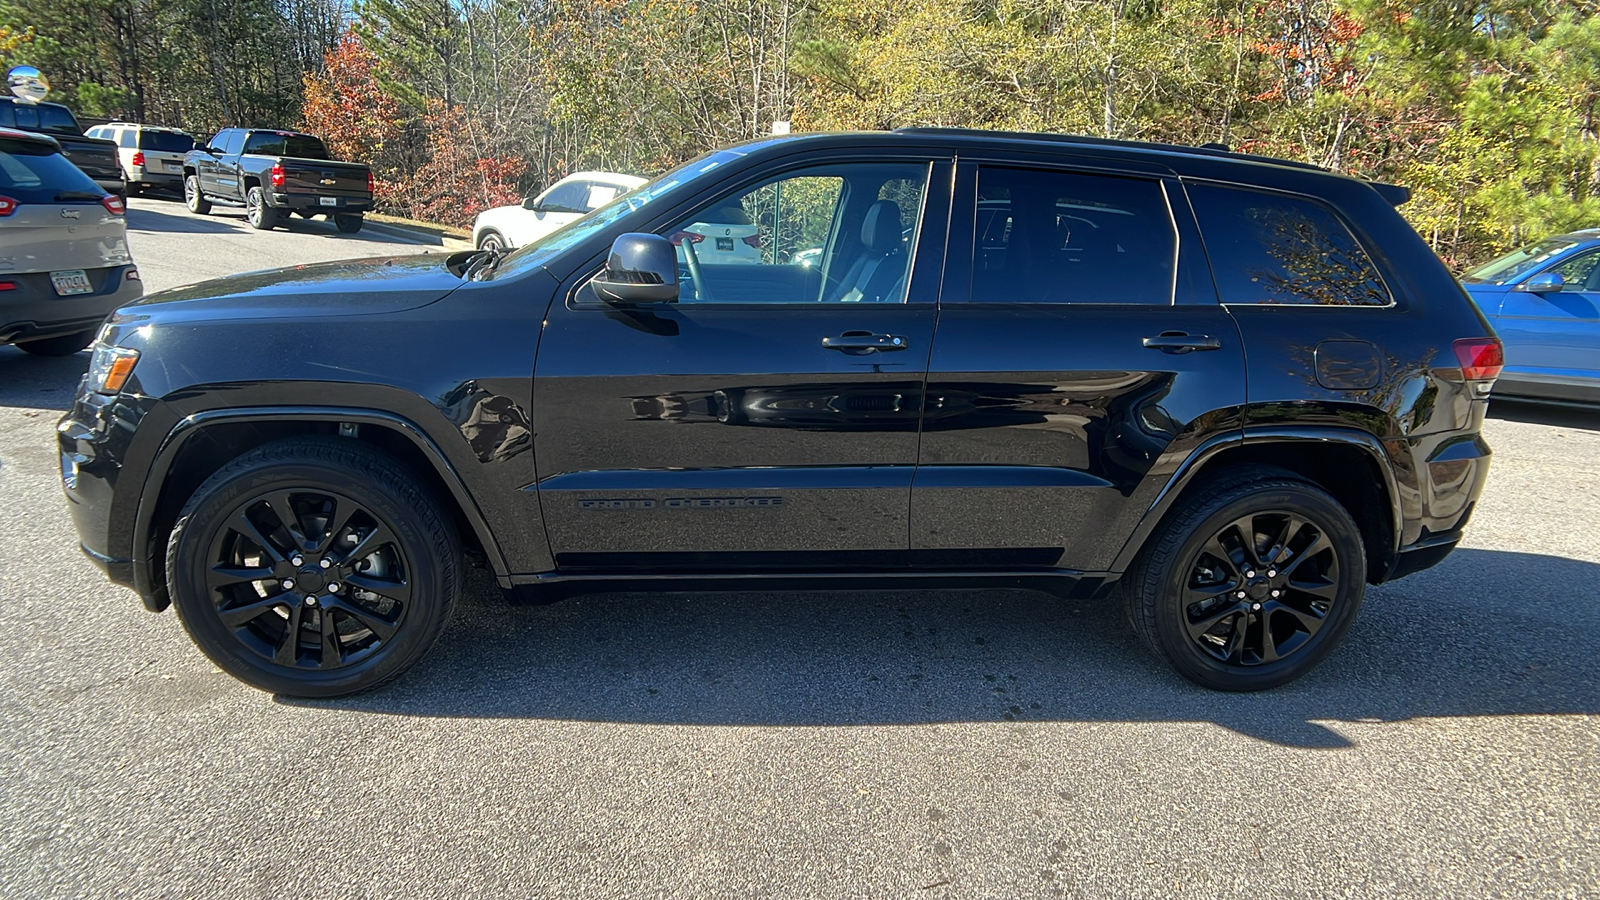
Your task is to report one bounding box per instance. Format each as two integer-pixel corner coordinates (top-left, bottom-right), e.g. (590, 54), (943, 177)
(562, 171), (648, 187)
(103, 122), (193, 133)
(0, 126), (60, 148)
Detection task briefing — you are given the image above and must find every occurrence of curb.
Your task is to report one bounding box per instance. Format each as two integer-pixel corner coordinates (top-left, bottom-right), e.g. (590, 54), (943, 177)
(362, 218), (474, 251)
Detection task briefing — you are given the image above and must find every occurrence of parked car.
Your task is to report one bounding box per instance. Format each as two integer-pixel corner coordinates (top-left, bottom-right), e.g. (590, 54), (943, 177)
(472, 171), (645, 250)
(0, 127), (140, 355)
(670, 202), (763, 266)
(0, 98), (123, 198)
(84, 123), (195, 195)
(1459, 229), (1600, 405)
(183, 128), (372, 232)
(61, 128), (1499, 698)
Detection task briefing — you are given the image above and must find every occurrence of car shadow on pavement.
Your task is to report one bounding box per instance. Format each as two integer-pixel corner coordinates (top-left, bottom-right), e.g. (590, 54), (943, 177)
(125, 205), (245, 236)
(0, 345), (88, 411)
(1489, 398), (1600, 432)
(285, 547), (1599, 749)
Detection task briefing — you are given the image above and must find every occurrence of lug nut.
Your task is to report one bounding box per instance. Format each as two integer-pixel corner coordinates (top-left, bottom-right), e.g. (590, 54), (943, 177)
(1236, 591), (1247, 599)
(291, 555), (304, 566)
(281, 578), (295, 591)
(319, 558), (332, 569)
(1245, 570), (1256, 578)
(304, 596), (318, 607)
(1267, 569), (1277, 578)
(1252, 603), (1262, 611)
(328, 582), (341, 593)
(1271, 589), (1281, 598)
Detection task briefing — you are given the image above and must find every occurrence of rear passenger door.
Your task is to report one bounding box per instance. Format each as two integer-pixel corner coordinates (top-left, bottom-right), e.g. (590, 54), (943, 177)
(1496, 249), (1600, 386)
(913, 161), (1246, 572)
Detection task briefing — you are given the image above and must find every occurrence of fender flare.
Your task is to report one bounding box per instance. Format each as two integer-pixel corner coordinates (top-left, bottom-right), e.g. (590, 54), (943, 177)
(131, 406), (509, 609)
(1109, 425), (1403, 574)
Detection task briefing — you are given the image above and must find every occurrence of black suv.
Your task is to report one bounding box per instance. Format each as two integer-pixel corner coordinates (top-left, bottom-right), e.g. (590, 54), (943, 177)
(59, 129), (1501, 697)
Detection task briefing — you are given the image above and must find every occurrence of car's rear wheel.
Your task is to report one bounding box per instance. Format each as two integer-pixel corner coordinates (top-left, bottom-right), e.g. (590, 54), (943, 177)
(184, 174), (211, 214)
(334, 213), (363, 234)
(14, 330), (95, 356)
(1124, 471), (1366, 691)
(165, 437), (460, 697)
(245, 186), (279, 230)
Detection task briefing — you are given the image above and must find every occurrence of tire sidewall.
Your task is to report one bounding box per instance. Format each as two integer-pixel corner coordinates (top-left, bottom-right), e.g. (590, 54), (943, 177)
(184, 175), (204, 213)
(1151, 483), (1367, 691)
(167, 456), (453, 697)
(246, 187), (272, 229)
(479, 231), (503, 251)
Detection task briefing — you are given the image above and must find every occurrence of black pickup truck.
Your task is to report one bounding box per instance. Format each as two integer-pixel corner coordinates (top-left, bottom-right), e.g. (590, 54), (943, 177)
(182, 128), (372, 233)
(0, 97), (123, 197)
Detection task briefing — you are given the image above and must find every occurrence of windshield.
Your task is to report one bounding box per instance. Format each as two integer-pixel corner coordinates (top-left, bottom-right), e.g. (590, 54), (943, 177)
(490, 147), (752, 280)
(1461, 238), (1577, 284)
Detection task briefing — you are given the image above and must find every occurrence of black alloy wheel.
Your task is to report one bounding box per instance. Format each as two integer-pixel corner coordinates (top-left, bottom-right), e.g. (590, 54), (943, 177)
(184, 174), (210, 214)
(1124, 470), (1366, 691)
(166, 438), (459, 696)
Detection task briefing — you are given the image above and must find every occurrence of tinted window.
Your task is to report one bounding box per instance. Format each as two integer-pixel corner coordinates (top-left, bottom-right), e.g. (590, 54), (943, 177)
(10, 103), (38, 129)
(539, 181), (589, 212)
(118, 129), (136, 148)
(0, 103), (13, 127)
(1188, 183), (1389, 306)
(971, 167), (1176, 304)
(218, 130), (245, 155)
(241, 132), (330, 159)
(1549, 249), (1600, 292)
(0, 137), (104, 202)
(139, 130), (194, 153)
(1461, 239), (1575, 285)
(37, 104), (79, 134)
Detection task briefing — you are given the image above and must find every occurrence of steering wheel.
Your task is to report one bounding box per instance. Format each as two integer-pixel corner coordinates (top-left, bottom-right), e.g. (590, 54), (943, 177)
(681, 238), (714, 303)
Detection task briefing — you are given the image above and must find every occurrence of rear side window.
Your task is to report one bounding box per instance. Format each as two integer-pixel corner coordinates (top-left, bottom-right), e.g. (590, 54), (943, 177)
(1188, 182), (1390, 306)
(971, 167), (1177, 304)
(117, 129), (136, 148)
(0, 138), (104, 202)
(139, 130), (194, 153)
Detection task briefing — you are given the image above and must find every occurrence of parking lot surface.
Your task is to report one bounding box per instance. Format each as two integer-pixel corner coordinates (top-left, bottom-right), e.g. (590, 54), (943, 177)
(1, 198), (1596, 898)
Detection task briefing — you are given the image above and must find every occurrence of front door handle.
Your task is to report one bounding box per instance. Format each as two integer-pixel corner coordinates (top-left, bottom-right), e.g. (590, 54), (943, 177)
(822, 332), (909, 352)
(1142, 332), (1221, 354)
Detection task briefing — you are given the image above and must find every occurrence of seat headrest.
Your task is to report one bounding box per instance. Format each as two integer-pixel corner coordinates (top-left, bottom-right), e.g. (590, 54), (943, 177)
(1585, 261), (1600, 292)
(861, 200), (903, 253)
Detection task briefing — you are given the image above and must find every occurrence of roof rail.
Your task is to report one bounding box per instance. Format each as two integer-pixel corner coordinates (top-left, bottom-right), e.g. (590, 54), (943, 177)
(891, 126), (1331, 173)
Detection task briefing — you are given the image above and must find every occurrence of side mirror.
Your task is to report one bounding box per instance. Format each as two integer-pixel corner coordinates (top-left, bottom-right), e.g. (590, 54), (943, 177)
(204, 146), (222, 156)
(1523, 272), (1565, 294)
(592, 233), (679, 304)
(521, 197), (538, 211)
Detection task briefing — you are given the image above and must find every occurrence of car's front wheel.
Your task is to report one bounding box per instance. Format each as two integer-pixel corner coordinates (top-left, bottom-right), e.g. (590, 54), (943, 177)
(184, 175), (211, 215)
(1124, 470), (1366, 691)
(165, 437), (461, 697)
(477, 230), (505, 252)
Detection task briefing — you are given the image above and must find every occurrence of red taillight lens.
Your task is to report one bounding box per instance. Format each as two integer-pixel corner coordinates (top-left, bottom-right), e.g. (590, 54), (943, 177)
(367, 171), (375, 193)
(0, 195), (16, 216)
(0, 281), (16, 291)
(130, 151), (145, 167)
(668, 231), (704, 246)
(100, 195), (125, 216)
(741, 234), (763, 249)
(1453, 338), (1504, 381)
(269, 164), (285, 188)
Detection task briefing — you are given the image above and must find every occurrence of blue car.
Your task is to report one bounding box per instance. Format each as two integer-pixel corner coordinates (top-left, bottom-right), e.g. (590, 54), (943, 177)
(1460, 229), (1600, 405)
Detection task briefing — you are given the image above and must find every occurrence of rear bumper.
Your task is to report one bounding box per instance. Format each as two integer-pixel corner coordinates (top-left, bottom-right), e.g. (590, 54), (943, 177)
(128, 166), (182, 186)
(268, 192), (372, 215)
(0, 266), (141, 344)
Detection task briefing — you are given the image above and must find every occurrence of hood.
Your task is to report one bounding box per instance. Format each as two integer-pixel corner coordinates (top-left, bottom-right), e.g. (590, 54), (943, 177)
(123, 253), (464, 322)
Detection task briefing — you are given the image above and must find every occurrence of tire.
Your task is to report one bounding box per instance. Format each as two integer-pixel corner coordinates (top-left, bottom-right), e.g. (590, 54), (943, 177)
(1123, 468), (1366, 691)
(334, 213), (364, 234)
(184, 174), (211, 214)
(165, 437), (461, 697)
(14, 330), (95, 356)
(245, 186), (279, 230)
(477, 230), (504, 251)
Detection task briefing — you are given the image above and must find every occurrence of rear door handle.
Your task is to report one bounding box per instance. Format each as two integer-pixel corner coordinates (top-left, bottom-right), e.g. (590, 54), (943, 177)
(1142, 332), (1221, 353)
(822, 332), (909, 352)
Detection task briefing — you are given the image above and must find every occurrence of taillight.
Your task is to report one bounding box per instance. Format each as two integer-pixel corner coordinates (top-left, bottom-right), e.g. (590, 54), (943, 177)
(741, 234), (763, 249)
(130, 151), (145, 167)
(0, 281), (16, 291)
(668, 231), (704, 246)
(0, 195), (16, 216)
(1453, 337), (1504, 381)
(101, 195), (125, 216)
(367, 171), (375, 193)
(269, 164), (285, 188)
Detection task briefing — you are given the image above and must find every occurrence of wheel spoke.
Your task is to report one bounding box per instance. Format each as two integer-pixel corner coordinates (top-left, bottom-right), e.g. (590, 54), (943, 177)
(273, 603), (305, 665)
(312, 497), (360, 555)
(218, 594), (288, 629)
(1199, 533), (1243, 578)
(1185, 601), (1245, 642)
(1224, 515), (1266, 569)
(1287, 575), (1340, 602)
(264, 491), (306, 548)
(343, 572), (411, 606)
(325, 596), (400, 642)
(1266, 599), (1328, 637)
(1257, 613), (1280, 663)
(318, 608), (343, 667)
(230, 510), (289, 565)
(207, 563), (275, 589)
(1265, 515), (1306, 566)
(1281, 532), (1331, 578)
(340, 524), (397, 565)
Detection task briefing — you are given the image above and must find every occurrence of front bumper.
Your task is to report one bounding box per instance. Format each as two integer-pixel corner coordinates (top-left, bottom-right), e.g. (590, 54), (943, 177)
(268, 192), (373, 215)
(1, 265), (141, 345)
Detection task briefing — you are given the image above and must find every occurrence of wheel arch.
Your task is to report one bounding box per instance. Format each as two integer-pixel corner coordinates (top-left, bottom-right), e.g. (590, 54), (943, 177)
(1113, 427), (1402, 585)
(133, 407), (509, 612)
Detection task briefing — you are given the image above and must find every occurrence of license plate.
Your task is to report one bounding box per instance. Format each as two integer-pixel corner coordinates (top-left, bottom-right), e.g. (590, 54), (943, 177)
(51, 270), (93, 296)
(320, 197), (339, 207)
(163, 161), (182, 172)
(715, 237), (734, 251)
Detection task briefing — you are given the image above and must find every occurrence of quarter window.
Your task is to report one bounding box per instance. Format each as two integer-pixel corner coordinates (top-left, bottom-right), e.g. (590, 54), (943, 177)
(118, 129), (137, 148)
(1188, 183), (1389, 306)
(971, 167), (1177, 304)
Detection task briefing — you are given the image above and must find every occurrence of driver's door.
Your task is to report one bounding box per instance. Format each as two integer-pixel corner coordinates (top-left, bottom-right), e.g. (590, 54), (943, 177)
(532, 158), (950, 572)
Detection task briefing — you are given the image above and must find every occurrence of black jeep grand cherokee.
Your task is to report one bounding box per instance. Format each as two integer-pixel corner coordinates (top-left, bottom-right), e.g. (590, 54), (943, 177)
(59, 128), (1501, 697)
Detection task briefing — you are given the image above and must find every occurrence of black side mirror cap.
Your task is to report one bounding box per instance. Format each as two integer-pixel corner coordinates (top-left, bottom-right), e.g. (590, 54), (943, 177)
(592, 233), (679, 304)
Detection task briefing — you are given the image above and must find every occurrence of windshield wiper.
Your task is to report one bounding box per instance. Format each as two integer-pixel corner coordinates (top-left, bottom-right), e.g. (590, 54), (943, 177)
(461, 245), (507, 282)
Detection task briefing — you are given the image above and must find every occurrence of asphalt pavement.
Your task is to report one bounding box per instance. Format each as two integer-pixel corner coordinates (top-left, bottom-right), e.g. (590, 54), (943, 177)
(0, 195), (1596, 898)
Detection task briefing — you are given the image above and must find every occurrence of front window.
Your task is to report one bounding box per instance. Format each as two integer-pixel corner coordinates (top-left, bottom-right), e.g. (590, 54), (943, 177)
(1462, 239), (1579, 285)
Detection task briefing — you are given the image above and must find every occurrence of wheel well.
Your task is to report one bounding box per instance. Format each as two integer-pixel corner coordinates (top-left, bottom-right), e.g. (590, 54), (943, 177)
(146, 421), (486, 603)
(477, 229), (502, 248)
(243, 176), (260, 190)
(1179, 442), (1396, 584)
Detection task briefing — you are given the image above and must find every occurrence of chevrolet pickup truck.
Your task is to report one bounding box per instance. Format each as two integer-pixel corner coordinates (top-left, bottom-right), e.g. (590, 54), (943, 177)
(0, 97), (123, 197)
(182, 128), (372, 233)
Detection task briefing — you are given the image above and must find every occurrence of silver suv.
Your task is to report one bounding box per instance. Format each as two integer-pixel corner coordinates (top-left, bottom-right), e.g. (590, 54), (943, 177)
(84, 123), (195, 195)
(0, 126), (141, 355)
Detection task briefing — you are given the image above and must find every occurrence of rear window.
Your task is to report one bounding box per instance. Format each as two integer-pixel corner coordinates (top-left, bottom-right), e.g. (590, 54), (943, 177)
(0, 138), (105, 202)
(242, 132), (330, 159)
(3, 102), (82, 135)
(138, 130), (194, 153)
(1188, 182), (1390, 306)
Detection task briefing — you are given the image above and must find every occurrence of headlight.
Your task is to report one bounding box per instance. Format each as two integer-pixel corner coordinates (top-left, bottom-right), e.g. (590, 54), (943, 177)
(87, 343), (140, 394)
